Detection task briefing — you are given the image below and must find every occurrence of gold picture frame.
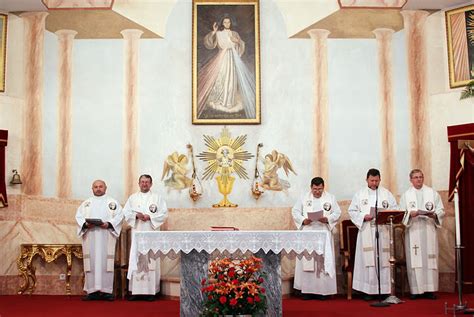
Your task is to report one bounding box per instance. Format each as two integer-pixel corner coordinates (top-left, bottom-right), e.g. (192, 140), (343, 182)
(0, 14), (7, 92)
(192, 0), (261, 125)
(446, 4), (474, 88)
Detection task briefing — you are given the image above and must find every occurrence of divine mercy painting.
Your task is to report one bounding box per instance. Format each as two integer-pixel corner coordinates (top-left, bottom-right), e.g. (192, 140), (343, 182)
(192, 0), (261, 124)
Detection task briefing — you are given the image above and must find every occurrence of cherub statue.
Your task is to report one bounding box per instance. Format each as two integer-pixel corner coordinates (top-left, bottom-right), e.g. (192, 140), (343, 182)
(161, 152), (193, 190)
(262, 150), (297, 191)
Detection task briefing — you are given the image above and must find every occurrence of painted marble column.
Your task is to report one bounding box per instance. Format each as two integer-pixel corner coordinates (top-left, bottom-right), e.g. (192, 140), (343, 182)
(121, 29), (143, 198)
(55, 30), (77, 198)
(400, 10), (432, 184)
(20, 12), (49, 195)
(373, 28), (397, 195)
(308, 29), (330, 184)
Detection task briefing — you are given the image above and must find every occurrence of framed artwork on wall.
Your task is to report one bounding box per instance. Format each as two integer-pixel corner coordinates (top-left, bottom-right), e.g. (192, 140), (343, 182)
(0, 14), (7, 92)
(192, 0), (261, 125)
(446, 4), (474, 88)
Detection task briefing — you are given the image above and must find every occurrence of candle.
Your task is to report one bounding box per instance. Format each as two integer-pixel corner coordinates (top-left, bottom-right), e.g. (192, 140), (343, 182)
(454, 188), (461, 246)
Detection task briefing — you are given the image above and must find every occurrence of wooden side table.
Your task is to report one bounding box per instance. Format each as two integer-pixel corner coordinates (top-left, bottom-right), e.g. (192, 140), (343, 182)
(17, 244), (83, 295)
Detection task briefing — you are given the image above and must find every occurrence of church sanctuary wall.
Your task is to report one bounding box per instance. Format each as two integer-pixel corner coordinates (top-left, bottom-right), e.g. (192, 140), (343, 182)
(1, 0), (471, 295)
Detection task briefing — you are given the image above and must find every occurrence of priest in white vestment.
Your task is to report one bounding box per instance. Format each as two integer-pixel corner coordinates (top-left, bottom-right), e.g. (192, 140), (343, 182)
(348, 168), (398, 299)
(292, 177), (341, 299)
(76, 180), (123, 301)
(125, 174), (168, 301)
(400, 169), (444, 300)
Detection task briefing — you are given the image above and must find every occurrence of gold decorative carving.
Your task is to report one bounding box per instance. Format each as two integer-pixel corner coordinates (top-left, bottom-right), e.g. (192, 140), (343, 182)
(161, 151), (193, 190)
(17, 244), (83, 295)
(197, 127), (253, 207)
(187, 144), (203, 201)
(262, 150), (297, 191)
(251, 143), (264, 200)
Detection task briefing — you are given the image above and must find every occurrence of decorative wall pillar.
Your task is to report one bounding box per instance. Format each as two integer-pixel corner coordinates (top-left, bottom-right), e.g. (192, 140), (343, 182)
(307, 29), (330, 184)
(20, 12), (49, 195)
(121, 29), (143, 198)
(401, 10), (432, 184)
(373, 28), (397, 195)
(55, 30), (77, 198)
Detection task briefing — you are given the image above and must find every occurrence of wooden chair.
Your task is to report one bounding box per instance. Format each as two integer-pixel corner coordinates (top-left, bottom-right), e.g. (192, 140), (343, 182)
(114, 226), (131, 299)
(393, 224), (407, 297)
(339, 219), (359, 300)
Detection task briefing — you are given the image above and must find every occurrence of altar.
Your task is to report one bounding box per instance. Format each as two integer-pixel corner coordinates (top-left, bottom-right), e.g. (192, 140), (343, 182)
(129, 230), (332, 316)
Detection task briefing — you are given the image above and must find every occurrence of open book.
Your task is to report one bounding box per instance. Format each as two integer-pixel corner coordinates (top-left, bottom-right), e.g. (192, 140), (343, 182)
(417, 209), (434, 216)
(85, 218), (104, 226)
(307, 210), (324, 222)
(210, 226), (239, 231)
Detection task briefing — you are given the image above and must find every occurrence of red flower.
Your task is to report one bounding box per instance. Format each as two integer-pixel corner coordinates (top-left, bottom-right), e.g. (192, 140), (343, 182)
(218, 274), (225, 280)
(228, 270), (236, 278)
(219, 296), (227, 304)
(258, 277), (264, 283)
(247, 297), (254, 304)
(230, 298), (238, 306)
(201, 278), (207, 285)
(208, 295), (213, 300)
(232, 279), (239, 285)
(260, 287), (266, 294)
(254, 295), (261, 302)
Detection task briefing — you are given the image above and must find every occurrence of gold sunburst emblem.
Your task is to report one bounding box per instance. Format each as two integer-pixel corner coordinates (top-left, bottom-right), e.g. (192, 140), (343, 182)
(197, 127), (253, 207)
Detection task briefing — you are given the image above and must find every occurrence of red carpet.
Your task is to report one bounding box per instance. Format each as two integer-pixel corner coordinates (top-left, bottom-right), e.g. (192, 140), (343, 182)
(1, 293), (473, 316)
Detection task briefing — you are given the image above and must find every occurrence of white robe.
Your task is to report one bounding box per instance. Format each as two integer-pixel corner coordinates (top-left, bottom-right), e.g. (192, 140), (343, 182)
(124, 191), (168, 295)
(400, 185), (444, 294)
(292, 191), (341, 295)
(348, 186), (398, 294)
(76, 195), (123, 294)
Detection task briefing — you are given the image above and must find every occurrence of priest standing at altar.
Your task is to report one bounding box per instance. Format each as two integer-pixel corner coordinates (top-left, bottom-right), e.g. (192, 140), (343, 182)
(292, 177), (341, 300)
(400, 169), (444, 300)
(125, 174), (168, 301)
(76, 180), (123, 301)
(348, 168), (398, 300)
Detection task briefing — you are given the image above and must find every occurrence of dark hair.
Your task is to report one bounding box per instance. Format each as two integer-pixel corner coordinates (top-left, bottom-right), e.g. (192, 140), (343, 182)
(366, 168), (380, 179)
(139, 174), (153, 183)
(311, 177), (324, 187)
(219, 15), (233, 31)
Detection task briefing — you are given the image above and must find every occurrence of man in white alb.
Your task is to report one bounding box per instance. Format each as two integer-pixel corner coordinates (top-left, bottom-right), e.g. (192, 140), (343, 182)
(400, 169), (444, 300)
(292, 177), (341, 300)
(125, 174), (168, 301)
(348, 168), (398, 300)
(76, 180), (123, 301)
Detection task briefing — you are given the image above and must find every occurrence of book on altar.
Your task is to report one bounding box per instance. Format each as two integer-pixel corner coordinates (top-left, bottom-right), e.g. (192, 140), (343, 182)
(307, 210), (324, 222)
(369, 206), (387, 218)
(417, 209), (434, 216)
(210, 226), (239, 231)
(85, 218), (104, 226)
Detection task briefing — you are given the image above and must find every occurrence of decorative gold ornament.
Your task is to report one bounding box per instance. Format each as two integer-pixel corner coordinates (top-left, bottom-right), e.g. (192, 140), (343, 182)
(187, 144), (203, 201)
(197, 127), (253, 207)
(262, 150), (297, 191)
(251, 143), (264, 200)
(161, 152), (193, 190)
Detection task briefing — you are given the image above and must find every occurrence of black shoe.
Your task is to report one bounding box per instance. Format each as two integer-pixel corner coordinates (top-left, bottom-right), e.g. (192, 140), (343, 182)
(127, 295), (138, 301)
(409, 294), (420, 300)
(145, 295), (156, 302)
(102, 293), (115, 301)
(82, 292), (101, 301)
(313, 295), (328, 301)
(363, 294), (374, 301)
(302, 294), (313, 300)
(424, 292), (437, 300)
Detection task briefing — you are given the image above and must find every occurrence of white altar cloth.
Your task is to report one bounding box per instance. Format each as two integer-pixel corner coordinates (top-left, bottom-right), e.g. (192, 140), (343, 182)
(128, 230), (334, 278)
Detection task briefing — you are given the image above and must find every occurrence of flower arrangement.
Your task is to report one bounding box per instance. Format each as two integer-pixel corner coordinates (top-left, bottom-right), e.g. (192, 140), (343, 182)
(201, 256), (267, 316)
